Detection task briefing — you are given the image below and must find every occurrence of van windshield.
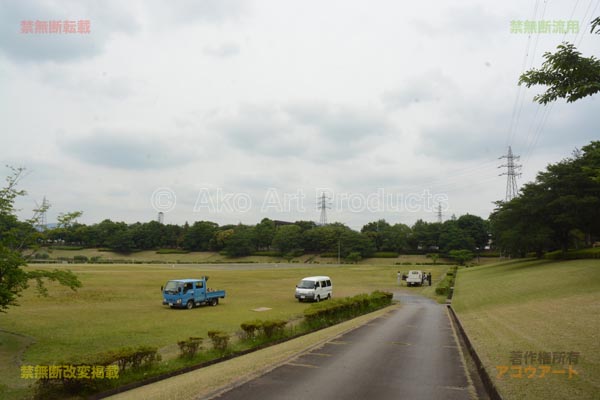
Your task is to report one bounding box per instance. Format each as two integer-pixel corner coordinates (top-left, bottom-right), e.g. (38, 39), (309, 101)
(298, 280), (316, 289)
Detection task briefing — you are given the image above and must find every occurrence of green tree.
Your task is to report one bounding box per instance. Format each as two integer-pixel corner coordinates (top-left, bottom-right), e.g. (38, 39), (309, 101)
(361, 219), (391, 251)
(427, 253), (439, 264)
(448, 249), (474, 266)
(254, 218), (276, 250)
(272, 225), (303, 254)
(439, 220), (475, 253)
(223, 227), (256, 257)
(456, 214), (489, 251)
(380, 223), (411, 252)
(182, 221), (218, 251)
(0, 167), (81, 312)
(519, 17), (600, 104)
(410, 220), (441, 250)
(491, 142), (600, 256)
(345, 251), (362, 264)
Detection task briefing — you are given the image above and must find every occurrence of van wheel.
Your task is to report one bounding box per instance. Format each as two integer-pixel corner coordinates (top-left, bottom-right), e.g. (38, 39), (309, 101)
(186, 301), (194, 310)
(298, 299), (302, 302)
(327, 294), (331, 300)
(316, 295), (320, 303)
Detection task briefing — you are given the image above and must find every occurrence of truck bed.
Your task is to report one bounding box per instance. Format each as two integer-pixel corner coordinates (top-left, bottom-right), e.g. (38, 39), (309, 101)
(206, 290), (226, 299)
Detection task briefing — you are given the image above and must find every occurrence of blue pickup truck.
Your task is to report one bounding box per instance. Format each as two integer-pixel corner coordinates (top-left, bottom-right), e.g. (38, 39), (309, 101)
(161, 277), (226, 309)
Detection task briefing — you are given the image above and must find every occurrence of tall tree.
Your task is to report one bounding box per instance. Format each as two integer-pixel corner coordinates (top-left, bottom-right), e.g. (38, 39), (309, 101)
(272, 225), (303, 254)
(0, 167), (81, 312)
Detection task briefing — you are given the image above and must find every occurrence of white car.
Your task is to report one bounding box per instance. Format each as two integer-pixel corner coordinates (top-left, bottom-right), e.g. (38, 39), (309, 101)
(406, 270), (424, 287)
(295, 276), (332, 302)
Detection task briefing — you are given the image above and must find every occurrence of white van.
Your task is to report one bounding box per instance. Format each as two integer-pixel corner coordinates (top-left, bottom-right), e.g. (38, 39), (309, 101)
(406, 270), (424, 287)
(295, 276), (332, 302)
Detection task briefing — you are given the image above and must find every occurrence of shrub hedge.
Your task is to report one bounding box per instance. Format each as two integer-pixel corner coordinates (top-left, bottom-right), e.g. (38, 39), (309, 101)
(545, 247), (600, 260)
(372, 252), (399, 258)
(303, 291), (393, 329)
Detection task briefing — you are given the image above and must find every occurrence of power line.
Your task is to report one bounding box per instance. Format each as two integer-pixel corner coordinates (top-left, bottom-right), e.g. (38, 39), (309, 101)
(506, 0), (543, 148)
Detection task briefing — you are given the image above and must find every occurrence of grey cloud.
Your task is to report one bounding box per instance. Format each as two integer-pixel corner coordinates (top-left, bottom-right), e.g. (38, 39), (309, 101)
(417, 107), (508, 161)
(285, 102), (390, 141)
(216, 102), (394, 161)
(39, 68), (137, 99)
(0, 0), (139, 63)
(145, 0), (248, 24)
(411, 5), (506, 38)
(216, 105), (305, 157)
(63, 131), (194, 170)
(417, 97), (599, 162)
(382, 71), (457, 109)
(203, 42), (241, 58)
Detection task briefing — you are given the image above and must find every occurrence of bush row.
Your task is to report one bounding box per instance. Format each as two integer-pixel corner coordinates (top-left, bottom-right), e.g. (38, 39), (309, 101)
(156, 249), (190, 254)
(435, 267), (457, 296)
(395, 261), (450, 266)
(304, 291), (393, 329)
(240, 319), (288, 340)
(34, 346), (160, 399)
(252, 250), (283, 257)
(371, 252), (399, 258)
(544, 248), (600, 260)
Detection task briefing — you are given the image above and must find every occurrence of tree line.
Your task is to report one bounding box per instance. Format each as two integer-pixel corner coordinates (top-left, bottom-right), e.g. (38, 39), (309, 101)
(491, 141), (600, 257)
(43, 214), (490, 259)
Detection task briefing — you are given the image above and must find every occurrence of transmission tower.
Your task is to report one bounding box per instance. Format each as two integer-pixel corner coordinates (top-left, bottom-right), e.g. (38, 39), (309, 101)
(499, 146), (522, 201)
(157, 211), (164, 224)
(436, 203), (443, 223)
(34, 196), (50, 231)
(318, 192), (330, 226)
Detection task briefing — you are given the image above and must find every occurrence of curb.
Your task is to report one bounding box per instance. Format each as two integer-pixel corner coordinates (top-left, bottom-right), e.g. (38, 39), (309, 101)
(446, 305), (503, 400)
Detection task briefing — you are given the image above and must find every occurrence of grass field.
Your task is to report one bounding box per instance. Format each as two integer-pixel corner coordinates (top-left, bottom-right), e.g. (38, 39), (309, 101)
(0, 262), (450, 399)
(452, 259), (600, 400)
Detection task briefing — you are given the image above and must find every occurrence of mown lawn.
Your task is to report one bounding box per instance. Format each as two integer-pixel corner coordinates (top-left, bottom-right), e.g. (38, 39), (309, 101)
(452, 259), (600, 400)
(0, 262), (450, 399)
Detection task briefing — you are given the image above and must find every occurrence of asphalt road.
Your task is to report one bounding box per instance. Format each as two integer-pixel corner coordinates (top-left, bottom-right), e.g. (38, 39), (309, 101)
(210, 293), (472, 400)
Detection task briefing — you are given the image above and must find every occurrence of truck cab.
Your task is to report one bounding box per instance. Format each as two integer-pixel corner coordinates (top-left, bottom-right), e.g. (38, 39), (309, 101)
(162, 277), (226, 309)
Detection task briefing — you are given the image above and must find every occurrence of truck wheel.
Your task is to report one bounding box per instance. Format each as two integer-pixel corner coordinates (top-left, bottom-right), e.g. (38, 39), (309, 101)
(186, 301), (194, 310)
(210, 298), (218, 306)
(298, 299), (302, 302)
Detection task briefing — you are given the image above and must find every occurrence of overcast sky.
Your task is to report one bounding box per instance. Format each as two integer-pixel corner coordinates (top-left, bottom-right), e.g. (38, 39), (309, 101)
(2, 0), (599, 230)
